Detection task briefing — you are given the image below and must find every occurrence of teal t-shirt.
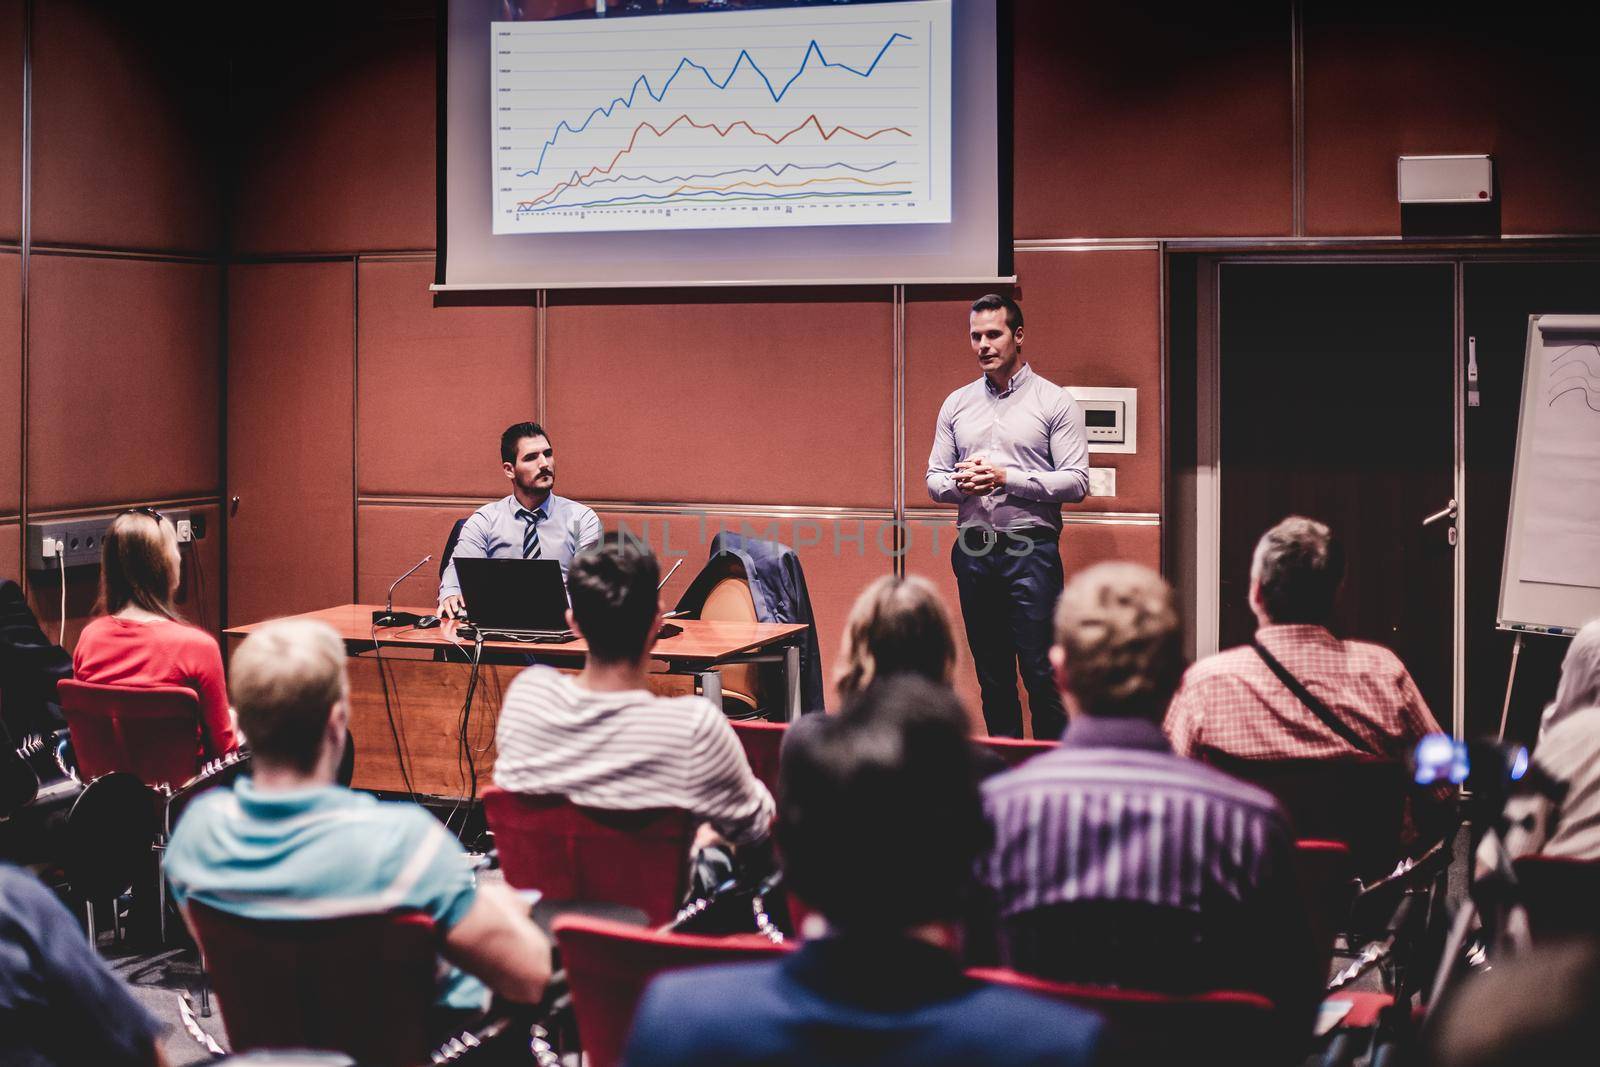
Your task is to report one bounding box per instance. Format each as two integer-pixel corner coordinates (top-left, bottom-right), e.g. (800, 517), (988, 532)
(165, 778), (484, 1011)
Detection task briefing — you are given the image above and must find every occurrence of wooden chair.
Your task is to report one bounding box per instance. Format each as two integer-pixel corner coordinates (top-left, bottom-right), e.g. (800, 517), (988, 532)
(553, 914), (791, 1067)
(187, 902), (439, 1067)
(483, 787), (695, 925)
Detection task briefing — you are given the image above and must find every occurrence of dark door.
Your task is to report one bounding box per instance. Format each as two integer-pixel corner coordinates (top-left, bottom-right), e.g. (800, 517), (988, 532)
(1462, 261), (1600, 743)
(1218, 263), (1457, 723)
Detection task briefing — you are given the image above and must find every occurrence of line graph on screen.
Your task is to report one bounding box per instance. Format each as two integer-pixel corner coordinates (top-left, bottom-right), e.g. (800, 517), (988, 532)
(490, 2), (952, 236)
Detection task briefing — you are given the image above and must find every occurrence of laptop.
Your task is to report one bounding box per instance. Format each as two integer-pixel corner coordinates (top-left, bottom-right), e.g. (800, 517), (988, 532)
(453, 557), (573, 640)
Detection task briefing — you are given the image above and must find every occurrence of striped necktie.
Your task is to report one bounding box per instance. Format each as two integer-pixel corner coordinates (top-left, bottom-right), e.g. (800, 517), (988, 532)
(517, 508), (544, 560)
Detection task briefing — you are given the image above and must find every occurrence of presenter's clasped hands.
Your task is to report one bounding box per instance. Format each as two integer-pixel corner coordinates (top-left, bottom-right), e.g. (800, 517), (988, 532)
(955, 457), (1007, 496)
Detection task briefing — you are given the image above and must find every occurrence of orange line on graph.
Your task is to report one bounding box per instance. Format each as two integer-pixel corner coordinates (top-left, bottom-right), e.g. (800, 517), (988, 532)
(518, 113), (912, 208)
(672, 174), (905, 197)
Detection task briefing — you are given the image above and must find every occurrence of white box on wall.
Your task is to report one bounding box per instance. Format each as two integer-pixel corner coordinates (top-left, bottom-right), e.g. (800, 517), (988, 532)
(1397, 155), (1494, 204)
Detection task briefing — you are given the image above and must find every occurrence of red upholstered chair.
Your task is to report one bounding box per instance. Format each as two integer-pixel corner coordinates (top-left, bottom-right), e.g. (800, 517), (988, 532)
(1197, 753), (1410, 879)
(729, 719), (786, 799)
(978, 735), (1057, 771)
(970, 966), (1284, 1066)
(1294, 839), (1356, 972)
(187, 902), (439, 1067)
(483, 786), (696, 926)
(57, 679), (204, 791)
(1512, 855), (1600, 943)
(553, 914), (792, 1067)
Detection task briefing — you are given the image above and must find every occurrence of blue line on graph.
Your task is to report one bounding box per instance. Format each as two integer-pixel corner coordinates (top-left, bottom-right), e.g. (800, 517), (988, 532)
(518, 187), (912, 214)
(538, 159), (897, 196)
(513, 31), (912, 178)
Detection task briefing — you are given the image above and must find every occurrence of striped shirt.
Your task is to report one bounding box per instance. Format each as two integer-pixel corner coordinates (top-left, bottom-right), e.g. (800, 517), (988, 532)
(494, 667), (774, 847)
(979, 716), (1313, 1013)
(1164, 624), (1443, 761)
(165, 779), (484, 1010)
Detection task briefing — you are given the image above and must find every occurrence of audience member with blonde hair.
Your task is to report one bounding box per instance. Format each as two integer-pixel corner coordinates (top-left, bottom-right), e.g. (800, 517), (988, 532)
(978, 562), (1318, 1039)
(71, 508), (236, 763)
(165, 619), (551, 1024)
(834, 575), (957, 698)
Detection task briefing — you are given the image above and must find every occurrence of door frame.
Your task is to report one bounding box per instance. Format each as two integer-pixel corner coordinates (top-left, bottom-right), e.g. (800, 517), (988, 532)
(1184, 252), (1468, 737)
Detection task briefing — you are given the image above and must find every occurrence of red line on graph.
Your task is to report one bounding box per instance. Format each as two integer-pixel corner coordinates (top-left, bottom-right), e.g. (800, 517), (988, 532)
(517, 113), (912, 208)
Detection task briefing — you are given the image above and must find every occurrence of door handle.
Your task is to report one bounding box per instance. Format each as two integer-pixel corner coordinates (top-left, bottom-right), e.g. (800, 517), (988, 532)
(1421, 499), (1457, 528)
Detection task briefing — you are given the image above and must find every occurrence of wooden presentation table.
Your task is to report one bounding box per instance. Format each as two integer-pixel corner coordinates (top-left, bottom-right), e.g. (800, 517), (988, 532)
(224, 604), (809, 799)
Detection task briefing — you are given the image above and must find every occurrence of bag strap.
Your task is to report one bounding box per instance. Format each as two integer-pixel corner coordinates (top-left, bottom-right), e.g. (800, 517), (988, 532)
(1250, 638), (1377, 755)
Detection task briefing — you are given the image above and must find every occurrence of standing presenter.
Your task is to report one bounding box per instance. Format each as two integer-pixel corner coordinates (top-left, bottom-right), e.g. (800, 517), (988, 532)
(925, 294), (1089, 740)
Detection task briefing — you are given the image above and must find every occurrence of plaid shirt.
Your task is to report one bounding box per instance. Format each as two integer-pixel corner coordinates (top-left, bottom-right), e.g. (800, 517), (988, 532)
(1165, 624), (1443, 761)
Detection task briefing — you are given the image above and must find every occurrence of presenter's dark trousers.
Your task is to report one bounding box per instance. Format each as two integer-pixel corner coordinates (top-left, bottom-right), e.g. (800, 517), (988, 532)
(951, 527), (1067, 741)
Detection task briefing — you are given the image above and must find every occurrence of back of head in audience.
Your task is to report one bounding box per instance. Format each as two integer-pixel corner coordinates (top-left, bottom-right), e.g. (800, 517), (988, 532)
(567, 533), (661, 665)
(1545, 618), (1600, 731)
(834, 574), (957, 698)
(1250, 515), (1344, 626)
(1427, 938), (1600, 1067)
(98, 509), (181, 620)
(1052, 561), (1185, 721)
(230, 619), (349, 775)
(779, 675), (986, 933)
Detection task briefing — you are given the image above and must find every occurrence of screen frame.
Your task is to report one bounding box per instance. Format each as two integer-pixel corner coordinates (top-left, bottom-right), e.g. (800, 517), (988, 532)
(434, 0), (1015, 291)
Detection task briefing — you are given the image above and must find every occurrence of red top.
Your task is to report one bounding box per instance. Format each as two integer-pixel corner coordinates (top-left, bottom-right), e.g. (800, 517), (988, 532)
(72, 615), (238, 761)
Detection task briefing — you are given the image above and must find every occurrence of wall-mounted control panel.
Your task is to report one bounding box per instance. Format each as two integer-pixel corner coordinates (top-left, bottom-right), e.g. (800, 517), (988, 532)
(1066, 386), (1137, 454)
(27, 508), (195, 572)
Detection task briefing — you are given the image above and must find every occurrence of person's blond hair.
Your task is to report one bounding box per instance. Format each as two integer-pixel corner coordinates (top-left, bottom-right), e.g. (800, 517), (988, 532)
(230, 619), (348, 774)
(834, 575), (957, 699)
(97, 510), (180, 621)
(1053, 562), (1185, 720)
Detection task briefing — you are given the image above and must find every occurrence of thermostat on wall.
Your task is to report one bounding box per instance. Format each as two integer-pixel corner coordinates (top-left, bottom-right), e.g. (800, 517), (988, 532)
(1066, 386), (1137, 454)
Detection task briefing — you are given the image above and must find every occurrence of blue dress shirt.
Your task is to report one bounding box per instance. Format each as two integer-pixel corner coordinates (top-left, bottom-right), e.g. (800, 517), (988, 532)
(438, 493), (603, 602)
(926, 363), (1091, 532)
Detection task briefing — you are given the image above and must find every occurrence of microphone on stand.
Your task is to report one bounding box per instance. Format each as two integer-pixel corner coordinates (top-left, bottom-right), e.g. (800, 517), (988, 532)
(372, 555), (432, 627)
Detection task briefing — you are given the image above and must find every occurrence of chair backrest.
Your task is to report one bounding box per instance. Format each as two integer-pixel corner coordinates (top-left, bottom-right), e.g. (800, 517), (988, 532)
(483, 787), (695, 925)
(977, 735), (1057, 770)
(1512, 855), (1600, 942)
(1292, 838), (1354, 980)
(187, 902), (438, 1067)
(971, 966), (1282, 1066)
(439, 517), (468, 578)
(699, 577), (761, 712)
(58, 679), (203, 790)
(553, 914), (791, 1067)
(996, 899), (1214, 990)
(1198, 752), (1408, 878)
(728, 719), (786, 798)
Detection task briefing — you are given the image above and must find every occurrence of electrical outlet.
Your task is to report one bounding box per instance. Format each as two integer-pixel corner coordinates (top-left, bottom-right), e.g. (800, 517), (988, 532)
(1088, 467), (1117, 498)
(27, 508), (192, 571)
(176, 519), (193, 543)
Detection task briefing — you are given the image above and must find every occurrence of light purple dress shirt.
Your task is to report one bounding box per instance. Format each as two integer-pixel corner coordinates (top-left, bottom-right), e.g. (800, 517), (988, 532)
(925, 363), (1090, 532)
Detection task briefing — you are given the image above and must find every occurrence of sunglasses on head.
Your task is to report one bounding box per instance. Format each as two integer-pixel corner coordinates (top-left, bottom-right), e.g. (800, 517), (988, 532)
(125, 506), (167, 526)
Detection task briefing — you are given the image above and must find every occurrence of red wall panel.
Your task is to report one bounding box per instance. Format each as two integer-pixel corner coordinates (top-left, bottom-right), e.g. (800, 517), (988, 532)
(30, 0), (222, 252)
(905, 251), (1161, 516)
(1305, 13), (1600, 236)
(357, 503), (473, 612)
(0, 253), (18, 517)
(357, 259), (537, 496)
(227, 262), (354, 625)
(231, 15), (435, 255)
(0, 0), (21, 243)
(548, 292), (895, 509)
(0, 520), (16, 583)
(1012, 1), (1292, 239)
(28, 256), (220, 510)
(905, 519), (1161, 736)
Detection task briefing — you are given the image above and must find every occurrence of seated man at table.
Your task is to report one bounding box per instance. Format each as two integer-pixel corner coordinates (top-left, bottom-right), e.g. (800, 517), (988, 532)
(165, 619), (552, 1021)
(621, 675), (1104, 1067)
(494, 536), (775, 865)
(437, 420), (603, 619)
